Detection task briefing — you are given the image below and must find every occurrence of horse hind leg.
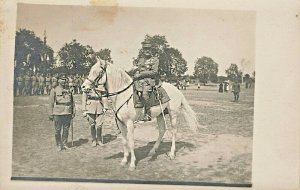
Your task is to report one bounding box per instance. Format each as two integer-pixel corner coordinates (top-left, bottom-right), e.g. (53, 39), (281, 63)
(148, 114), (166, 157)
(169, 111), (177, 160)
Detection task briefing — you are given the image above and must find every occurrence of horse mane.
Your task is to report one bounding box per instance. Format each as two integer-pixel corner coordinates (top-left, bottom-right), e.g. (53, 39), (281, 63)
(106, 63), (133, 91)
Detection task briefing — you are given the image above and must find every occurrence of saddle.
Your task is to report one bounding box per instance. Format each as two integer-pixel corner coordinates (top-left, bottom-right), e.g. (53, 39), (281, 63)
(133, 86), (170, 109)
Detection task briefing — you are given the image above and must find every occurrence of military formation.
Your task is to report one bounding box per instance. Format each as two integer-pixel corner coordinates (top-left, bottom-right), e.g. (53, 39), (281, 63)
(14, 73), (86, 96)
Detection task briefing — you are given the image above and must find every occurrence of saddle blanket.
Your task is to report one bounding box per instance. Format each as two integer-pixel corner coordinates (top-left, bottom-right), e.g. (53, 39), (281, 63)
(133, 86), (170, 108)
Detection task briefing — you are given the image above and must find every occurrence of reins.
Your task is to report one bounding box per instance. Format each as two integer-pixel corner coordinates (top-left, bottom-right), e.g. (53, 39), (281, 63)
(88, 65), (134, 130)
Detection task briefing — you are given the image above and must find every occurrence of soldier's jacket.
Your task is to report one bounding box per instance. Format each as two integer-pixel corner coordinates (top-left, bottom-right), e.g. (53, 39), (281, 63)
(24, 75), (31, 85)
(31, 76), (37, 86)
(232, 83), (241, 93)
(49, 85), (75, 115)
(82, 90), (108, 115)
(135, 56), (159, 91)
(69, 77), (74, 87)
(45, 76), (51, 85)
(16, 76), (23, 85)
(39, 76), (45, 85)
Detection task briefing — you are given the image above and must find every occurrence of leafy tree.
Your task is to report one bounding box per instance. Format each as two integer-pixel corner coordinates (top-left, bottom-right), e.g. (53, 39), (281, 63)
(95, 48), (113, 63)
(134, 34), (187, 79)
(57, 39), (97, 75)
(193, 56), (218, 85)
(225, 63), (243, 82)
(14, 28), (54, 74)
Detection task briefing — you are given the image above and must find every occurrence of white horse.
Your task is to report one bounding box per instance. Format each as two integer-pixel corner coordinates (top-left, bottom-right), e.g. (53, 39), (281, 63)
(81, 61), (200, 171)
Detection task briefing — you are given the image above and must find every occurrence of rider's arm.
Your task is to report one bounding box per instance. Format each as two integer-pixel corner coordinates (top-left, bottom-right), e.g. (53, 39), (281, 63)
(135, 58), (159, 79)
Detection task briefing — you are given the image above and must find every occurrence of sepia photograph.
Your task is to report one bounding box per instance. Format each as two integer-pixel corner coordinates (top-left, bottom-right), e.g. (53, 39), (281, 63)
(11, 2), (256, 187)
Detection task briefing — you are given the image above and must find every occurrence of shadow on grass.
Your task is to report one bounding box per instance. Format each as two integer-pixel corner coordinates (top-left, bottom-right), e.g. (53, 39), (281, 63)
(67, 138), (88, 147)
(103, 134), (117, 144)
(104, 141), (195, 164)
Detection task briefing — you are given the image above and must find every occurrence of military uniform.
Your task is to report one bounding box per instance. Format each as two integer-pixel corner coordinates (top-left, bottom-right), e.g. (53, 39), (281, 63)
(131, 41), (159, 121)
(232, 82), (241, 101)
(45, 74), (52, 95)
(82, 86), (108, 146)
(51, 75), (58, 88)
(39, 75), (46, 95)
(31, 75), (38, 95)
(16, 76), (24, 96)
(49, 73), (76, 151)
(68, 76), (75, 94)
(23, 74), (31, 96)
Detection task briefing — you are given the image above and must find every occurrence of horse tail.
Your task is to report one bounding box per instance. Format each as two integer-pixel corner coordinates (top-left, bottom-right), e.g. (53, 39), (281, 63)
(181, 97), (200, 132)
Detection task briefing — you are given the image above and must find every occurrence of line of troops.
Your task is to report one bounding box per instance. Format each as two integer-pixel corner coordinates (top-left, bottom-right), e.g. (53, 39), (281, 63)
(14, 73), (86, 96)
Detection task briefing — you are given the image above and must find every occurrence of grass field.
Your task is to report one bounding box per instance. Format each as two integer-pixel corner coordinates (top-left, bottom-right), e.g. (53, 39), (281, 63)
(12, 84), (254, 185)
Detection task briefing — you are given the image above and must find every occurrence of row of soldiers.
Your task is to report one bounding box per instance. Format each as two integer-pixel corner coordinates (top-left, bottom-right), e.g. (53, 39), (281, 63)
(14, 73), (86, 96)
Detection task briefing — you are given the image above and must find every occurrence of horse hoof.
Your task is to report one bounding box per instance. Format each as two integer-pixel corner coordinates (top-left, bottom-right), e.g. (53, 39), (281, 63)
(166, 152), (175, 160)
(128, 166), (135, 171)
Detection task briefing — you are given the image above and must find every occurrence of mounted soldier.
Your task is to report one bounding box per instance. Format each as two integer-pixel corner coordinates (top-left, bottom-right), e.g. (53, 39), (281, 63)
(128, 40), (159, 121)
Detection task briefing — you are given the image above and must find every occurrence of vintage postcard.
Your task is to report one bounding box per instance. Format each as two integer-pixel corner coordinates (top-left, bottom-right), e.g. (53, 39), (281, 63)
(11, 3), (255, 187)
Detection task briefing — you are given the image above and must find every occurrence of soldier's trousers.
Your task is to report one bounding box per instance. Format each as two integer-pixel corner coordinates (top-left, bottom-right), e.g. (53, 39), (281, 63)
(233, 92), (239, 101)
(53, 115), (72, 146)
(86, 114), (104, 142)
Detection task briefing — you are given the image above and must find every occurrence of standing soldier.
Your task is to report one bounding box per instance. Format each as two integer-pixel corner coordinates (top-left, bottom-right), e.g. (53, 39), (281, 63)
(31, 73), (38, 96)
(51, 73), (58, 88)
(68, 75), (75, 94)
(49, 73), (76, 151)
(128, 40), (159, 121)
(74, 74), (81, 94)
(232, 80), (241, 102)
(23, 72), (31, 96)
(16, 74), (24, 96)
(45, 73), (52, 95)
(39, 73), (46, 95)
(82, 83), (108, 147)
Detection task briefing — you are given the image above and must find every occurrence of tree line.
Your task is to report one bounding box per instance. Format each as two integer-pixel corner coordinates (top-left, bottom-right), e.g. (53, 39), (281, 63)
(14, 28), (255, 84)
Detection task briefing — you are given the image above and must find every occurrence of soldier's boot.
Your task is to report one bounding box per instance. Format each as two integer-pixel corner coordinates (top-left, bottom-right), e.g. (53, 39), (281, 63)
(96, 127), (104, 146)
(91, 126), (97, 147)
(142, 92), (151, 122)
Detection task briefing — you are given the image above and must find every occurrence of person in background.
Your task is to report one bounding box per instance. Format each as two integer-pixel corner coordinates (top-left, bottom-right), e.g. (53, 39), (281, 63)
(23, 72), (31, 96)
(219, 82), (224, 93)
(45, 73), (52, 95)
(232, 80), (241, 102)
(16, 74), (24, 96)
(39, 73), (46, 95)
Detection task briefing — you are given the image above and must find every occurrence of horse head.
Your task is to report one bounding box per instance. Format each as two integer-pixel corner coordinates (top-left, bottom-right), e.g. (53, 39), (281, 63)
(81, 59), (107, 93)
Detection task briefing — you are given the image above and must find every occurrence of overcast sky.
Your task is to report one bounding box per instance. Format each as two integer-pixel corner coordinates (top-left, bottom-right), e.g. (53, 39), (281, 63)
(17, 3), (255, 76)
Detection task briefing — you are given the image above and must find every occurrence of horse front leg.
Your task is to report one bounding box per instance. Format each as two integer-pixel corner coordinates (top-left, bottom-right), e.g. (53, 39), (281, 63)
(148, 114), (166, 157)
(127, 120), (136, 171)
(118, 121), (129, 166)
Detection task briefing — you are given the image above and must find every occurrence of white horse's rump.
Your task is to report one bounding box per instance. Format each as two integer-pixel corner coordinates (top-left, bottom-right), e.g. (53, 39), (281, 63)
(81, 61), (200, 171)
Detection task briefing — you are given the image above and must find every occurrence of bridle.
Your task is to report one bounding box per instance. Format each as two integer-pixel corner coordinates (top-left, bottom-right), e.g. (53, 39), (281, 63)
(85, 62), (135, 128)
(86, 63), (134, 97)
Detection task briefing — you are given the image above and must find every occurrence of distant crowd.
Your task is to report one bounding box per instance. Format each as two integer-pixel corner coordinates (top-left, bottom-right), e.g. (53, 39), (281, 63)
(14, 73), (86, 96)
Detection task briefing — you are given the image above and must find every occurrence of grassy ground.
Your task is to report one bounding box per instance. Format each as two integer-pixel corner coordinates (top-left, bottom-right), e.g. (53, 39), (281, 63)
(12, 84), (254, 184)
